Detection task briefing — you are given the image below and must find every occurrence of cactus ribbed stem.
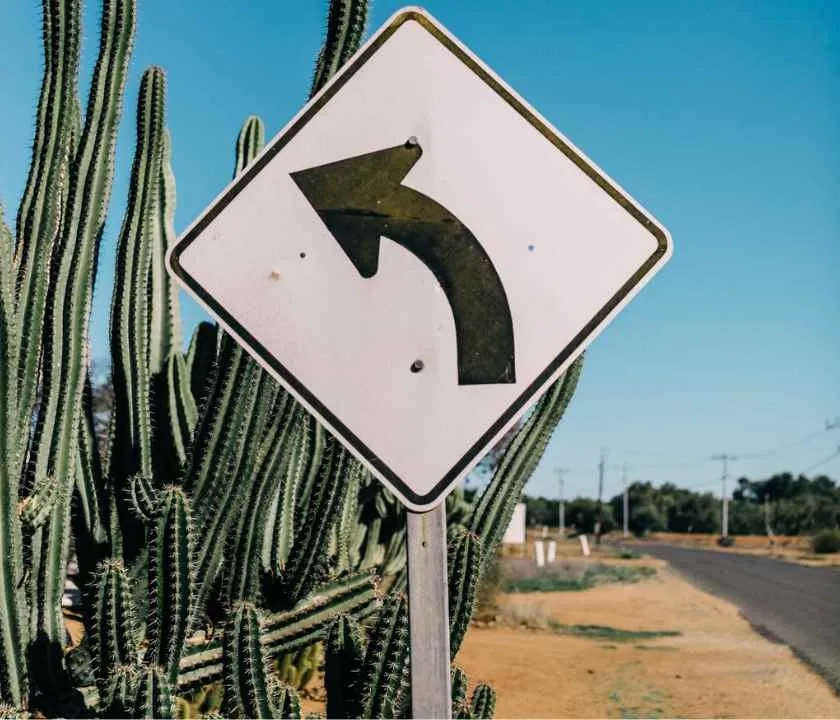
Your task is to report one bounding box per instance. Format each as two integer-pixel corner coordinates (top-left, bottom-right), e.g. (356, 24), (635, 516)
(185, 321), (217, 404)
(109, 66), (166, 487)
(311, 0), (369, 96)
(470, 683), (496, 719)
(451, 665), (468, 707)
(360, 595), (411, 719)
(12, 0), (82, 458)
(262, 409), (322, 577)
(178, 571), (378, 690)
(282, 440), (352, 603)
(222, 602), (276, 719)
(224, 395), (296, 604)
(0, 209), (28, 704)
(325, 616), (365, 719)
(92, 560), (139, 689)
(132, 665), (173, 719)
(273, 683), (302, 719)
(28, 0), (136, 682)
(448, 526), (483, 658)
(469, 356), (584, 556)
(145, 486), (195, 685)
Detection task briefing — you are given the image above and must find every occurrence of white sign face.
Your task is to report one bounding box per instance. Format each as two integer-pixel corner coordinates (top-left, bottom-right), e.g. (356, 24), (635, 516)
(503, 503), (527, 546)
(167, 7), (671, 511)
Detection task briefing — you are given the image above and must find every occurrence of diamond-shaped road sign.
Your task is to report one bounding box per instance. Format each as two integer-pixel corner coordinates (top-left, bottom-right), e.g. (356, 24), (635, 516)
(167, 6), (672, 511)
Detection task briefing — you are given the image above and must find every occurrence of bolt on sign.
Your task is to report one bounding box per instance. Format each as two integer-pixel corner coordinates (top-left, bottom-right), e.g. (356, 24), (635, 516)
(167, 6), (672, 511)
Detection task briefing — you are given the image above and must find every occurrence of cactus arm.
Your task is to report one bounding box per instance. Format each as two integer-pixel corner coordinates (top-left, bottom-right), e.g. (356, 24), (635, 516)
(470, 683), (496, 719)
(108, 67), (166, 487)
(281, 440), (352, 604)
(156, 351), (197, 473)
(92, 561), (139, 693)
(234, 115), (265, 176)
(310, 0), (369, 96)
(325, 616), (365, 719)
(185, 321), (217, 404)
(447, 526), (483, 658)
(262, 410), (321, 577)
(451, 666), (468, 708)
(131, 665), (173, 719)
(178, 571), (378, 690)
(12, 0), (82, 454)
(148, 130), (180, 373)
(359, 594), (411, 719)
(26, 1), (135, 680)
(223, 393), (295, 604)
(222, 602), (277, 719)
(274, 683), (302, 719)
(144, 486), (195, 685)
(468, 356), (584, 556)
(0, 211), (28, 706)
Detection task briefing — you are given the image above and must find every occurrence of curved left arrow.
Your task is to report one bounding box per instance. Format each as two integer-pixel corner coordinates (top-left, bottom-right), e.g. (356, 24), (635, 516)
(290, 141), (515, 386)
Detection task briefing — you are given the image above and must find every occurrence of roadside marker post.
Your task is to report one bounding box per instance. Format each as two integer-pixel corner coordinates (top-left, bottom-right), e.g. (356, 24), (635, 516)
(167, 7), (671, 717)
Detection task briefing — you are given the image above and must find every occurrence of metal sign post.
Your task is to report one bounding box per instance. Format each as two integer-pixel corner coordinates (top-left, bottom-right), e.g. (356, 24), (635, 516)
(406, 505), (452, 719)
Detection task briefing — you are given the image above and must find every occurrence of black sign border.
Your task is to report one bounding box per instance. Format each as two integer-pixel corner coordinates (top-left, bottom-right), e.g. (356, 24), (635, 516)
(169, 9), (670, 509)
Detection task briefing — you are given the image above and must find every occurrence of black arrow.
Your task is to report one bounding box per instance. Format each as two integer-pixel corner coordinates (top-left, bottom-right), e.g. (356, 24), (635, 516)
(290, 140), (515, 386)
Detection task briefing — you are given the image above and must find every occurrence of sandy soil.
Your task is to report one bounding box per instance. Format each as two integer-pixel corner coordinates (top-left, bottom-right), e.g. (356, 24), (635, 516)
(456, 566), (840, 718)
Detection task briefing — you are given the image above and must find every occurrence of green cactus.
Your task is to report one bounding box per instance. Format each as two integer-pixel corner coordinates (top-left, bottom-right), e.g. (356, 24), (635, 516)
(132, 665), (174, 719)
(470, 683), (496, 719)
(447, 525), (484, 658)
(0, 0), (586, 715)
(359, 595), (411, 719)
(101, 664), (137, 718)
(272, 682), (302, 720)
(92, 560), (139, 691)
(144, 486), (195, 685)
(451, 665), (468, 708)
(324, 616), (365, 719)
(222, 602), (276, 719)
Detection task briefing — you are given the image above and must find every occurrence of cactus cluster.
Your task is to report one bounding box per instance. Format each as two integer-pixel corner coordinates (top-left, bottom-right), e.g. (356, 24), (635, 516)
(0, 0), (583, 717)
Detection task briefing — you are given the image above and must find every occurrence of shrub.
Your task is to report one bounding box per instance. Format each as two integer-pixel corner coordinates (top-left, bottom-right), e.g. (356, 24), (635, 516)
(717, 536), (735, 547)
(811, 529), (840, 554)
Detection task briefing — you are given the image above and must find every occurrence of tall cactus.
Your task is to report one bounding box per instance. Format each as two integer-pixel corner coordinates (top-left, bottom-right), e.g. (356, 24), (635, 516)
(26, 0), (135, 690)
(144, 486), (195, 685)
(0, 0), (586, 715)
(0, 205), (28, 705)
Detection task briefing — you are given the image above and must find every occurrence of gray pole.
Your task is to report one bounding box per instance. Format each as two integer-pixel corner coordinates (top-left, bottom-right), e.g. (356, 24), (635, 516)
(595, 448), (606, 545)
(406, 504), (452, 719)
(557, 467), (568, 537)
(622, 463), (629, 538)
(712, 454), (735, 538)
(764, 493), (774, 538)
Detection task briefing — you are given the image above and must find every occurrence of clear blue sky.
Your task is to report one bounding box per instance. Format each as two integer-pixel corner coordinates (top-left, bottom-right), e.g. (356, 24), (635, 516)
(1, 1), (838, 502)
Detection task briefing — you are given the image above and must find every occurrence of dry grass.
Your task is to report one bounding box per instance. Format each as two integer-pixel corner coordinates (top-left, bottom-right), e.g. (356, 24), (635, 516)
(457, 566), (840, 718)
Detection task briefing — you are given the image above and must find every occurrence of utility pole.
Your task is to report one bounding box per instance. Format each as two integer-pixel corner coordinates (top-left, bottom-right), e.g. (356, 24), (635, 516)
(622, 463), (630, 538)
(764, 493), (774, 538)
(595, 448), (606, 545)
(556, 467), (569, 538)
(712, 454), (736, 538)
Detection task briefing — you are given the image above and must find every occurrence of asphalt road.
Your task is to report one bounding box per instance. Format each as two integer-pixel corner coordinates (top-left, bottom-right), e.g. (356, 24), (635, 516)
(635, 543), (840, 691)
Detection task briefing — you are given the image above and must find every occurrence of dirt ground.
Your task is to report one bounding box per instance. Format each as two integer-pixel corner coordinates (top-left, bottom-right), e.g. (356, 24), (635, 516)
(456, 565), (840, 718)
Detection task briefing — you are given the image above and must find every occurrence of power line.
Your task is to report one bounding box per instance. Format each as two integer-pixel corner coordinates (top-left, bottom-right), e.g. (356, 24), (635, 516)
(800, 448), (840, 475)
